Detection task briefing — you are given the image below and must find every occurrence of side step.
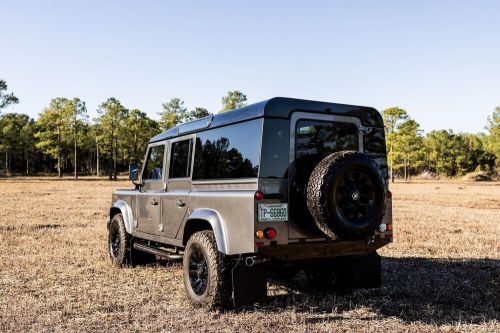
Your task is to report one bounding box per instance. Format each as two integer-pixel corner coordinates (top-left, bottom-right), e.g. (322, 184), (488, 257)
(133, 243), (183, 260)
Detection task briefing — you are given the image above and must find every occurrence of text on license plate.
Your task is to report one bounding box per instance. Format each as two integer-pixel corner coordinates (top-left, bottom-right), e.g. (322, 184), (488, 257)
(258, 203), (288, 221)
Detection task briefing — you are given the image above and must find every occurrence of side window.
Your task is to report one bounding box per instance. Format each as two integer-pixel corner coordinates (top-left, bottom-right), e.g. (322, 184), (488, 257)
(169, 139), (193, 178)
(192, 119), (262, 180)
(143, 145), (165, 181)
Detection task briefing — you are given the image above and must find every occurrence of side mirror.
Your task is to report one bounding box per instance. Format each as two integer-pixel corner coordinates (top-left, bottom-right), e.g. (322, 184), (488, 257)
(129, 163), (141, 182)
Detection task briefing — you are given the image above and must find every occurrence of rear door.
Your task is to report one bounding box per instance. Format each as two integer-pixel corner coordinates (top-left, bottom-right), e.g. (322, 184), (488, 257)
(288, 112), (362, 238)
(136, 143), (166, 235)
(161, 135), (194, 238)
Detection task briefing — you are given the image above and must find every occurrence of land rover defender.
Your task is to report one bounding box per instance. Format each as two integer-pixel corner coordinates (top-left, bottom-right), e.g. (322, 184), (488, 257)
(108, 97), (392, 308)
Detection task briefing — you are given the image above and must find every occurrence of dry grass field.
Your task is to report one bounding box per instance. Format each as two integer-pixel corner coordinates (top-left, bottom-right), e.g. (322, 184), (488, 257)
(0, 178), (498, 332)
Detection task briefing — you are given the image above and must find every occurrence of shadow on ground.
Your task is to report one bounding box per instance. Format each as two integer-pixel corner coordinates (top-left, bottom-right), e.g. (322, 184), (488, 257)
(265, 256), (499, 325)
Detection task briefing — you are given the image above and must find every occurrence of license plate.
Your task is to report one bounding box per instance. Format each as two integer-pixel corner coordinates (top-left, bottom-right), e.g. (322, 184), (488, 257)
(258, 203), (288, 222)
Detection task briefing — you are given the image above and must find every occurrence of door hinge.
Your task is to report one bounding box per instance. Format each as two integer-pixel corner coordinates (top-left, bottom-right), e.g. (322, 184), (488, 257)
(359, 125), (373, 134)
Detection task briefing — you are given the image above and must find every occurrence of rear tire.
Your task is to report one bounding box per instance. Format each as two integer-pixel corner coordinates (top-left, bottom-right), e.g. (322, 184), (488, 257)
(183, 231), (232, 309)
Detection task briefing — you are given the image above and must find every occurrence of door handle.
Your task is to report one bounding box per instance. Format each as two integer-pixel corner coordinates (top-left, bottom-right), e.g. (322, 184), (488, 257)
(176, 199), (185, 208)
(151, 199), (159, 206)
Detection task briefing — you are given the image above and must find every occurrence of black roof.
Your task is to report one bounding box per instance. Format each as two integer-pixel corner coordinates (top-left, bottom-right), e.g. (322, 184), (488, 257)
(150, 97), (383, 143)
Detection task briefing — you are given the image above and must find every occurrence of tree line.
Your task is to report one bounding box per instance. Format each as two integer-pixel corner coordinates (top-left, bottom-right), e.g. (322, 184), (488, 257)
(0, 78), (498, 179)
(0, 79), (247, 178)
(382, 106), (499, 180)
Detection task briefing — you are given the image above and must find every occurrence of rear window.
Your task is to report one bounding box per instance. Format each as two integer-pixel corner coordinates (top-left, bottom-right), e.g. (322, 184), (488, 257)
(192, 119), (262, 180)
(295, 120), (359, 159)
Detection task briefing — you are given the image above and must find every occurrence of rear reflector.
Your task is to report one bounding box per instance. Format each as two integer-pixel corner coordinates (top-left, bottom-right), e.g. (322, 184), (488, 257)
(255, 242), (265, 247)
(387, 191), (392, 199)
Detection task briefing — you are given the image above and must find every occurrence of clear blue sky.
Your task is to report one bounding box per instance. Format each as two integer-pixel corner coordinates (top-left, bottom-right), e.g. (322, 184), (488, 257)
(1, 0), (499, 133)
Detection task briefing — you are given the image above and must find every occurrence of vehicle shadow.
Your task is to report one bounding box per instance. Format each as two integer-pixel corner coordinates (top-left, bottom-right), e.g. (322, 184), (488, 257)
(265, 256), (499, 325)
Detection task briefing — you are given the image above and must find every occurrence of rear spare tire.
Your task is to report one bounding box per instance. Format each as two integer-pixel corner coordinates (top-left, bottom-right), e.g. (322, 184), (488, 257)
(306, 151), (386, 240)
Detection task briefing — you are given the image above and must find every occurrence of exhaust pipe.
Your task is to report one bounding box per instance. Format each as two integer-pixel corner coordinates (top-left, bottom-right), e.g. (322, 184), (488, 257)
(245, 256), (256, 267)
(244, 256), (269, 267)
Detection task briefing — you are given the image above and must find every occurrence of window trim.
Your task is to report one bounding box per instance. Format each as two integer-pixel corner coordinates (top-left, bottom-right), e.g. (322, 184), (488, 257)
(166, 134), (195, 181)
(141, 141), (167, 183)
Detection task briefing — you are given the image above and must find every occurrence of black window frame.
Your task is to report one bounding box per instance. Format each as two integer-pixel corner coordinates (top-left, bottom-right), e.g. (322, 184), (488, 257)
(142, 143), (166, 182)
(168, 138), (193, 179)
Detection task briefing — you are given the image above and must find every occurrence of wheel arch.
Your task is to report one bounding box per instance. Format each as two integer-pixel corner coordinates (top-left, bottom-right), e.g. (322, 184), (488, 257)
(110, 200), (134, 234)
(182, 208), (228, 254)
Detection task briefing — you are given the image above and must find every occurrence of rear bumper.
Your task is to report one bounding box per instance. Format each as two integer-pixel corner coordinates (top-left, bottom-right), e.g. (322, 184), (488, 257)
(257, 238), (390, 262)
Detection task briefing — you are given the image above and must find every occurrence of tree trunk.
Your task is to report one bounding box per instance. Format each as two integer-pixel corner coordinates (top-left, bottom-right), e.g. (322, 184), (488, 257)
(404, 156), (407, 181)
(96, 140), (100, 177)
(74, 131), (78, 179)
(57, 156), (61, 177)
(58, 127), (62, 178)
(390, 142), (394, 183)
(113, 138), (118, 180)
(134, 132), (137, 164)
(109, 129), (113, 180)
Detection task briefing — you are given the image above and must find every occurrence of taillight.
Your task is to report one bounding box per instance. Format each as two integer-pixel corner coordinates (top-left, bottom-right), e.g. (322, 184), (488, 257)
(255, 191), (265, 200)
(387, 191), (392, 199)
(265, 228), (277, 240)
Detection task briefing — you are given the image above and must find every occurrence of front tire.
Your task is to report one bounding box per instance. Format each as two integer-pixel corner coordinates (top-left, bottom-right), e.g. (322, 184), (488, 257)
(183, 231), (232, 309)
(108, 213), (156, 267)
(108, 213), (130, 267)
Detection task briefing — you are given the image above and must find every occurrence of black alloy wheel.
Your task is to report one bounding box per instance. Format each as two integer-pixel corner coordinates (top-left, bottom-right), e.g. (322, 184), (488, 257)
(188, 244), (209, 296)
(334, 168), (376, 223)
(109, 221), (121, 259)
(182, 231), (232, 308)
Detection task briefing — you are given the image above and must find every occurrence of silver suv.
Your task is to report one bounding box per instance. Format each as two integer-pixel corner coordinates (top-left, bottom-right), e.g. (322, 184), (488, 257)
(108, 97), (392, 308)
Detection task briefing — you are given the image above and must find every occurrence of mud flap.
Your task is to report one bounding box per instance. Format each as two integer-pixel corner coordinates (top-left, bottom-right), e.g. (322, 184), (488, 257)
(231, 258), (267, 306)
(339, 251), (381, 289)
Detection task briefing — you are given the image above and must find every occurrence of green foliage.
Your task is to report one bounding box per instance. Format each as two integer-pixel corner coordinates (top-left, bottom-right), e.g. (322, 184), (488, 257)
(382, 107), (408, 180)
(0, 79), (19, 111)
(220, 90), (247, 113)
(96, 97), (128, 179)
(484, 107), (500, 162)
(0, 113), (34, 174)
(35, 98), (71, 176)
(393, 119), (424, 179)
(159, 98), (187, 130)
(187, 107), (211, 121)
(121, 109), (160, 164)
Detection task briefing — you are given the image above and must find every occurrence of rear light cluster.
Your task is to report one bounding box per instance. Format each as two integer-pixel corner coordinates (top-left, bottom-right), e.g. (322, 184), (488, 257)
(255, 228), (276, 240)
